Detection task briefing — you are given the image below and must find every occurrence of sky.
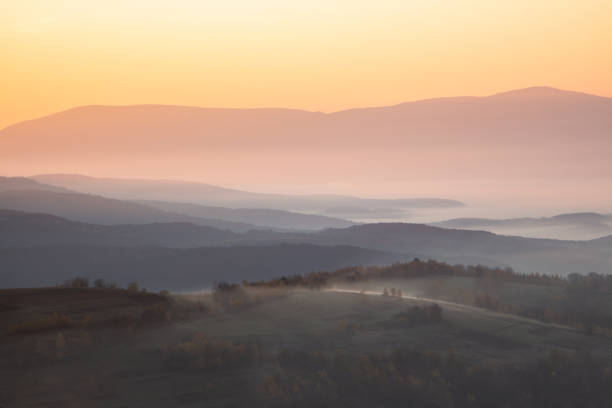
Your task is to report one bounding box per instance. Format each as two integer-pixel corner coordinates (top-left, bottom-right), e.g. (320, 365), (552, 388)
(1, 0), (612, 129)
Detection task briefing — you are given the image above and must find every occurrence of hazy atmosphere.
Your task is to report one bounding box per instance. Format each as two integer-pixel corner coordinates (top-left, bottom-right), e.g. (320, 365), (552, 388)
(1, 1), (611, 407)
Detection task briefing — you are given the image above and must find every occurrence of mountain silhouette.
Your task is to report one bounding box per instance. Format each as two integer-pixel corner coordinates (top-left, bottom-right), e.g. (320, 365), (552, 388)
(2, 87), (608, 202)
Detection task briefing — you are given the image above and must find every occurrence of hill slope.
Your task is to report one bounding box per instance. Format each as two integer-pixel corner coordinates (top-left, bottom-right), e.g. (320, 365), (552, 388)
(136, 200), (355, 230)
(0, 176), (68, 193)
(2, 209), (610, 277)
(0, 189), (257, 232)
(0, 209), (239, 248)
(0, 244), (400, 290)
(245, 223), (612, 275)
(31, 174), (463, 210)
(0, 176), (358, 230)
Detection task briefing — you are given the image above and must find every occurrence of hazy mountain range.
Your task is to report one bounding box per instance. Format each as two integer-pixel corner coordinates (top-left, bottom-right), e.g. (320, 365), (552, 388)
(0, 176), (357, 231)
(30, 174), (463, 211)
(0, 188), (258, 232)
(1, 84), (611, 292)
(134, 200), (354, 230)
(2, 87), (610, 207)
(1, 208), (610, 289)
(5, 175), (610, 239)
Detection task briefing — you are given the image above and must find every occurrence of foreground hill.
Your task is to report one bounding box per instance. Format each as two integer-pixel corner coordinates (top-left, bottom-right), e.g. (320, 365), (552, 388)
(1, 285), (610, 407)
(433, 212), (612, 240)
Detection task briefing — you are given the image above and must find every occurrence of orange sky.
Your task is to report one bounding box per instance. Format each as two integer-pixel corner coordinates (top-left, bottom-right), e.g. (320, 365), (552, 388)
(1, 0), (611, 129)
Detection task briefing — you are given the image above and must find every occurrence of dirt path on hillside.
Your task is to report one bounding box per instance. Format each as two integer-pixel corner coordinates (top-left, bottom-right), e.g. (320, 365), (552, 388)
(326, 288), (579, 332)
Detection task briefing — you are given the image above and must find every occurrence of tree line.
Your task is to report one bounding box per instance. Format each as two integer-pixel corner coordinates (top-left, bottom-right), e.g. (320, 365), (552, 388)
(245, 259), (612, 333)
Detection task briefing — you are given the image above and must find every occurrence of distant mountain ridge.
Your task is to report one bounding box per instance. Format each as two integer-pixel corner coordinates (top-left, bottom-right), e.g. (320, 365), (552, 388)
(2, 87), (609, 200)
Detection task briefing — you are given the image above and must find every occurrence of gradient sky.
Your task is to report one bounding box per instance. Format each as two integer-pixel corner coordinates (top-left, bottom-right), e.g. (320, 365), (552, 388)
(1, 0), (611, 129)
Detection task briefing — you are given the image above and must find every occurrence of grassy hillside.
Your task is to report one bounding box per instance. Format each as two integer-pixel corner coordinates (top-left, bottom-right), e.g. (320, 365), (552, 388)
(1, 284), (610, 407)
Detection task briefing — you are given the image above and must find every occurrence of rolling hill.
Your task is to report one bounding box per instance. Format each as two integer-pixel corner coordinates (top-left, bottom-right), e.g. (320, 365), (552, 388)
(1, 210), (610, 287)
(0, 176), (68, 193)
(0, 189), (257, 232)
(31, 174), (463, 211)
(136, 200), (355, 230)
(0, 176), (358, 231)
(0, 244), (400, 290)
(244, 223), (612, 276)
(0, 210), (238, 248)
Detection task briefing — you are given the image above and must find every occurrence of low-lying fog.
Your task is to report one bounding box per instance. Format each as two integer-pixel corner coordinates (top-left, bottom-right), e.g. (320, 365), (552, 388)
(329, 203), (610, 224)
(320, 203), (612, 241)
